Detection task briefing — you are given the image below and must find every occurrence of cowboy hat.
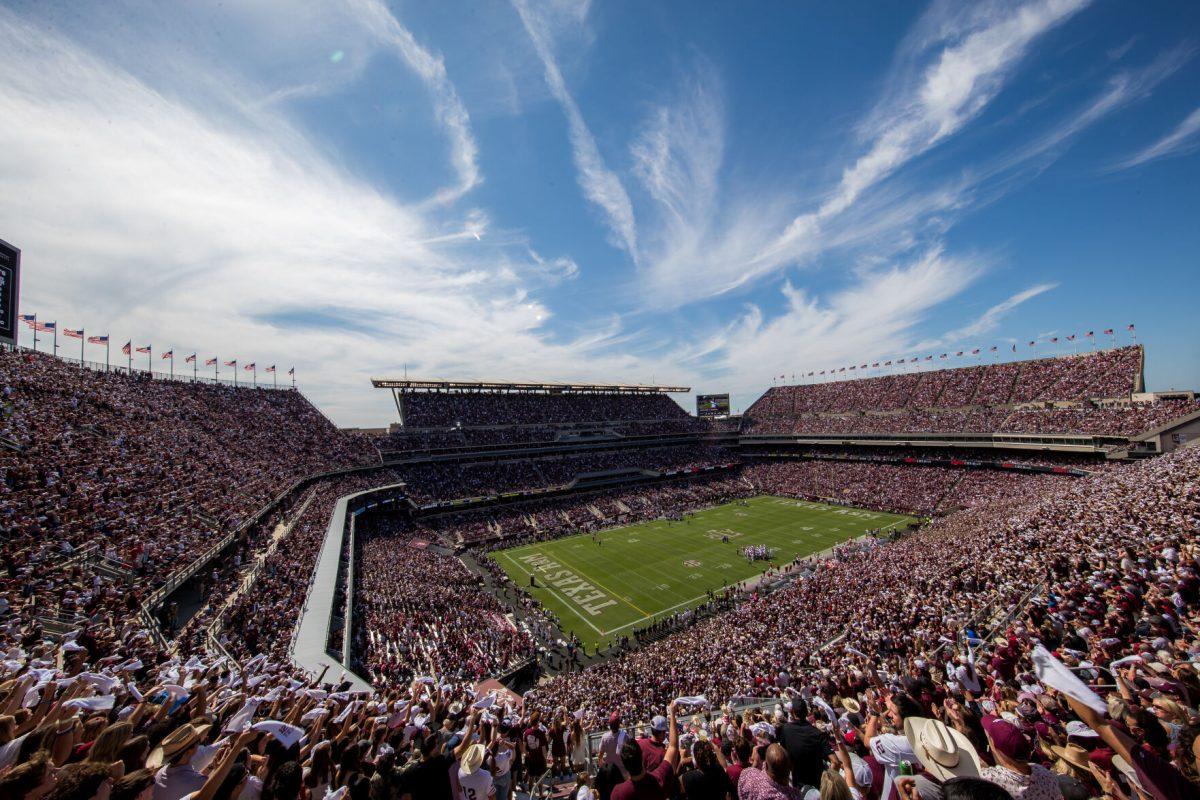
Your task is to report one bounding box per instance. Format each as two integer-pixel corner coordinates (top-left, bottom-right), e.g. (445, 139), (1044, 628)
(904, 717), (981, 781)
(1051, 744), (1091, 772)
(460, 743), (487, 775)
(147, 723), (211, 769)
(841, 698), (862, 714)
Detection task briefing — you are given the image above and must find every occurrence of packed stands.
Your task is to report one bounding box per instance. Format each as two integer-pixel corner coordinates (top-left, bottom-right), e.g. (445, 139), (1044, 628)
(398, 389), (690, 427)
(744, 346), (1200, 438)
(0, 350), (375, 604)
(3, 345), (1200, 800)
(352, 516), (535, 686)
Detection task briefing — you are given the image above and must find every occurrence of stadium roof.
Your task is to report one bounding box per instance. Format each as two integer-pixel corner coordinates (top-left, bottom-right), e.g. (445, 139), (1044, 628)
(371, 378), (689, 394)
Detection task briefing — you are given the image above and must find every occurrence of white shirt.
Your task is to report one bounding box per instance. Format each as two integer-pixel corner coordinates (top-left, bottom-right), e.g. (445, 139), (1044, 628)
(869, 732), (921, 800)
(457, 766), (494, 800)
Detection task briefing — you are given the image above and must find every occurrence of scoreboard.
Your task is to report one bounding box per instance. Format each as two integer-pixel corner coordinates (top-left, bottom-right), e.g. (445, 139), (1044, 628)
(0, 239), (19, 348)
(696, 393), (730, 418)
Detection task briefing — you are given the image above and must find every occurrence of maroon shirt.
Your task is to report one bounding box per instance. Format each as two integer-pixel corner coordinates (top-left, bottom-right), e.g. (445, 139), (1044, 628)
(612, 760), (675, 800)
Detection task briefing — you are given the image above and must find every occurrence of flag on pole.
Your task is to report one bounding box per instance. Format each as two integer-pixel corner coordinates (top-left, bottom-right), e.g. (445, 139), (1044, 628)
(19, 314), (36, 325)
(1085, 331), (1094, 338)
(1028, 341), (1036, 346)
(990, 346), (998, 352)
(265, 365), (276, 373)
(63, 328), (83, 339)
(1126, 324), (1135, 331)
(88, 335), (109, 344)
(955, 351), (963, 357)
(224, 360), (237, 366)
(1066, 335), (1075, 341)
(971, 349), (980, 355)
(244, 362), (255, 371)
(185, 354), (196, 364)
(1103, 328), (1114, 335)
(135, 345), (151, 354)
(1049, 337), (1058, 343)
(287, 367), (295, 376)
(206, 357), (218, 366)
(122, 341), (132, 356)
(161, 350), (173, 359)
(34, 321), (56, 332)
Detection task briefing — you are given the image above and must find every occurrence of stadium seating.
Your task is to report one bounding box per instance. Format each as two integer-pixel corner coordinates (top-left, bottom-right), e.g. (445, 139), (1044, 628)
(2, 344), (1199, 800)
(0, 350), (375, 599)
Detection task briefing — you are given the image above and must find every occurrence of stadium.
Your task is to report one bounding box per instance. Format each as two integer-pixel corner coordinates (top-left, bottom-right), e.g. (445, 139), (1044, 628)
(3, 4), (1200, 800)
(2, 300), (1199, 799)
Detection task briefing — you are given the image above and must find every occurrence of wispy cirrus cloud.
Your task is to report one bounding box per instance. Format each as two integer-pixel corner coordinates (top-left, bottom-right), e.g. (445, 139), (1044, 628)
(633, 0), (1092, 309)
(510, 0), (638, 259)
(346, 0), (481, 206)
(1113, 104), (1200, 170)
(0, 7), (673, 424)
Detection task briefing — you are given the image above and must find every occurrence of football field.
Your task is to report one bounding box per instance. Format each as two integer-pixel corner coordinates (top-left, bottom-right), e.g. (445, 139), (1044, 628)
(492, 495), (917, 650)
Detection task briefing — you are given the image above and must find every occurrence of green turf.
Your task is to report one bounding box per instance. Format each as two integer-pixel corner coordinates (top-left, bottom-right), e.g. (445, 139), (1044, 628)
(492, 495), (918, 650)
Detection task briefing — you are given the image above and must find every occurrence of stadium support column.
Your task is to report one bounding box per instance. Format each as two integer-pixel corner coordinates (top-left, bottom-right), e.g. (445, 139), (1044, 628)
(392, 389), (406, 426)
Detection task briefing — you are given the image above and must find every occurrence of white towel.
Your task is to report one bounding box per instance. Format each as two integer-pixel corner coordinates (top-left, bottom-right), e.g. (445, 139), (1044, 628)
(1030, 645), (1106, 714)
(251, 720), (305, 749)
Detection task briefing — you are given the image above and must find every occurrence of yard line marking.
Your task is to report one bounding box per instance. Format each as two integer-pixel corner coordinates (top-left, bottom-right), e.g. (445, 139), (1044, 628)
(600, 591), (713, 635)
(498, 551), (607, 636)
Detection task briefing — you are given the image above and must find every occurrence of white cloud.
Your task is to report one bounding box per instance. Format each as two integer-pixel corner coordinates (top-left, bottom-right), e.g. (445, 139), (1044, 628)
(0, 8), (666, 425)
(511, 0), (638, 258)
(633, 0), (1090, 310)
(346, 0), (482, 206)
(1114, 104), (1200, 170)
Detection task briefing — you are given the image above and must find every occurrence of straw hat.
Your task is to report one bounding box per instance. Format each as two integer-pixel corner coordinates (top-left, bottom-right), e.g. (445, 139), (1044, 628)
(460, 743), (487, 775)
(1051, 744), (1091, 772)
(148, 723), (210, 769)
(903, 717), (981, 781)
(842, 698), (862, 714)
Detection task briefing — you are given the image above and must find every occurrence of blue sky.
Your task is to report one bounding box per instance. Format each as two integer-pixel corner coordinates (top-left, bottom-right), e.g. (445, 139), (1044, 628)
(1, 0), (1197, 425)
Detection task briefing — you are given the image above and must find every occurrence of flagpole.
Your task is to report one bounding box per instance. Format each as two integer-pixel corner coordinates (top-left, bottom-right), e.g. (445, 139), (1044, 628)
(193, 356), (197, 382)
(291, 368), (295, 389)
(214, 359), (219, 383)
(80, 328), (85, 365)
(105, 340), (110, 371)
(127, 343), (132, 373)
(253, 365), (257, 388)
(147, 346), (152, 374)
(53, 326), (57, 357)
(32, 315), (38, 352)
(169, 353), (174, 379)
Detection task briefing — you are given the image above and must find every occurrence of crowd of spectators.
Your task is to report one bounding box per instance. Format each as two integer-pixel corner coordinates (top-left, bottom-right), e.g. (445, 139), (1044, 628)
(396, 446), (736, 504)
(742, 461), (1070, 517)
(742, 397), (1199, 438)
(4, 352), (1200, 800)
(400, 391), (691, 428)
(0, 350), (376, 609)
(352, 517), (535, 687)
(749, 348), (1144, 421)
(0, 435), (1196, 800)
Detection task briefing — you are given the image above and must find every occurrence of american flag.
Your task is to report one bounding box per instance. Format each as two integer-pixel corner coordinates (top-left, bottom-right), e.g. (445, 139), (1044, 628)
(34, 321), (55, 332)
(135, 345), (151, 354)
(161, 350), (173, 360)
(244, 362), (255, 371)
(1066, 335), (1075, 341)
(185, 354), (196, 364)
(88, 335), (109, 345)
(1127, 324), (1135, 331)
(223, 360), (237, 367)
(265, 365), (275, 373)
(1050, 337), (1058, 343)
(18, 313), (35, 324)
(955, 351), (963, 356)
(287, 367), (295, 375)
(122, 341), (131, 355)
(206, 357), (218, 366)
(63, 329), (83, 339)
(971, 349), (980, 355)
(989, 346), (997, 352)
(1103, 328), (1114, 335)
